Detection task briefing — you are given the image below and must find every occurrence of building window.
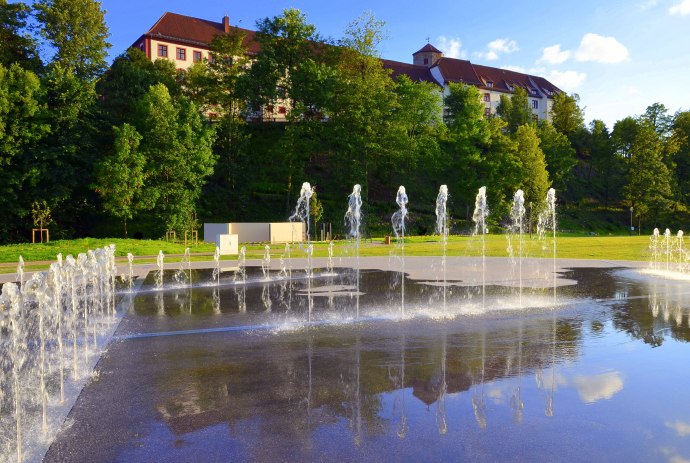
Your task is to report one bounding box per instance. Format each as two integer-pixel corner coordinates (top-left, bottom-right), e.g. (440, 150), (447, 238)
(486, 81), (493, 88)
(485, 107), (491, 117)
(176, 47), (186, 60)
(193, 51), (202, 62)
(532, 100), (538, 109)
(278, 106), (287, 114)
(508, 84), (514, 91)
(157, 44), (168, 57)
(483, 93), (490, 102)
(531, 88), (538, 95)
(424, 58), (429, 65)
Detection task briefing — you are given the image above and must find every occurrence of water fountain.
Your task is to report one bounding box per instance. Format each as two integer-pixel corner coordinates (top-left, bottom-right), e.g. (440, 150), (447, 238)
(16, 256), (24, 288)
(290, 182), (315, 277)
(262, 245), (271, 280)
(327, 241), (334, 274)
(156, 250), (164, 290)
(651, 228), (660, 269)
(212, 246), (220, 285)
(236, 246), (246, 283)
(677, 231), (685, 272)
(127, 253), (134, 292)
(664, 228), (672, 271)
(345, 184), (363, 317)
(435, 185), (449, 315)
(472, 186), (488, 309)
(508, 190), (526, 308)
(538, 188), (557, 299)
(391, 186), (409, 317)
(0, 246), (122, 463)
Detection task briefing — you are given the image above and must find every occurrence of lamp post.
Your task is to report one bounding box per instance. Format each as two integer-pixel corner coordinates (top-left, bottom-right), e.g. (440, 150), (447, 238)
(630, 206), (634, 235)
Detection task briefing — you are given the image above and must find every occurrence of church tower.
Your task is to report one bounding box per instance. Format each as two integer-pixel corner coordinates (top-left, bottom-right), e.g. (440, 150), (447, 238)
(413, 43), (443, 67)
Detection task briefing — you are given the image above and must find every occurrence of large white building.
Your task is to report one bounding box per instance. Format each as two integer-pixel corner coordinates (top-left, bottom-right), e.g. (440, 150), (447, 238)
(133, 12), (562, 121)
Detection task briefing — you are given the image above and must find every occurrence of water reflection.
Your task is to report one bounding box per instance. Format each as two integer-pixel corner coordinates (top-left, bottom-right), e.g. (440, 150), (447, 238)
(44, 266), (690, 462)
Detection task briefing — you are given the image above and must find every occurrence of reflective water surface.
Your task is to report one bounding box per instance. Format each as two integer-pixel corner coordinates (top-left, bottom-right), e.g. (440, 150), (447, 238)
(45, 267), (690, 462)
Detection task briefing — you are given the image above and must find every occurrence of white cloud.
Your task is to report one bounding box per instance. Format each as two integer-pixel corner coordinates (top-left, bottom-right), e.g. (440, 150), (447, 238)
(437, 36), (465, 59)
(538, 44), (572, 64)
(575, 33), (629, 63)
(476, 38), (519, 61)
(548, 70), (587, 91)
(501, 65), (526, 73)
(573, 372), (624, 403)
(666, 420), (690, 437)
(670, 0), (690, 15)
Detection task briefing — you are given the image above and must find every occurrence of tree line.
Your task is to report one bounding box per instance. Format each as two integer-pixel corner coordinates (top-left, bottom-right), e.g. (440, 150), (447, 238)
(2, 1), (689, 242)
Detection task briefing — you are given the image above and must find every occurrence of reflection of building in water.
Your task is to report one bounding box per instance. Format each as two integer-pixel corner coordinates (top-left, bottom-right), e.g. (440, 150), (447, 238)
(152, 317), (580, 441)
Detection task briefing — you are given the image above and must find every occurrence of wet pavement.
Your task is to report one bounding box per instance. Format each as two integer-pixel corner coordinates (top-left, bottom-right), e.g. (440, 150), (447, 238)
(43, 260), (690, 463)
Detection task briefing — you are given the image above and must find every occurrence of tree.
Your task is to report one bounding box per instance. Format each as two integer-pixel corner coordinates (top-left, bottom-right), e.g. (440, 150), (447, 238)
(97, 47), (180, 125)
(537, 121), (576, 193)
(34, 0), (110, 80)
(550, 92), (584, 140)
(623, 122), (673, 227)
(672, 111), (690, 204)
(514, 124), (550, 208)
(642, 102), (673, 137)
(496, 86), (532, 133)
(0, 63), (50, 240)
(589, 119), (623, 208)
(94, 124), (147, 236)
(240, 8), (321, 113)
(0, 0), (41, 71)
(133, 83), (216, 233)
(612, 116), (640, 162)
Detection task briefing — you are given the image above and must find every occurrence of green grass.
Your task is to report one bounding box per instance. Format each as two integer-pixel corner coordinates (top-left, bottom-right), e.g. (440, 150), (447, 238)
(0, 234), (652, 275)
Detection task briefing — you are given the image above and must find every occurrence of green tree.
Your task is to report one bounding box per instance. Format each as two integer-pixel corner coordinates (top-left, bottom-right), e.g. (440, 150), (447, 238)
(589, 119), (623, 208)
(133, 84), (216, 233)
(642, 102), (673, 137)
(672, 111), (690, 204)
(514, 124), (550, 207)
(537, 121), (576, 193)
(94, 124), (147, 236)
(0, 0), (41, 71)
(623, 122), (674, 227)
(34, 0), (110, 80)
(496, 86), (532, 133)
(0, 63), (50, 240)
(550, 92), (584, 140)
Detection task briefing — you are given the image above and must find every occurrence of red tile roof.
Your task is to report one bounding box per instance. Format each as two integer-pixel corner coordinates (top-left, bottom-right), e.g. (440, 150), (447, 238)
(413, 43), (443, 55)
(136, 13), (561, 97)
(434, 57), (482, 85)
(142, 12), (260, 54)
(381, 59), (439, 86)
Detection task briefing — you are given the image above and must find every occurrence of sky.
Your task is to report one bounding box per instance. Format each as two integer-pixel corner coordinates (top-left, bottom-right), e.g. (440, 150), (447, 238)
(37, 0), (690, 128)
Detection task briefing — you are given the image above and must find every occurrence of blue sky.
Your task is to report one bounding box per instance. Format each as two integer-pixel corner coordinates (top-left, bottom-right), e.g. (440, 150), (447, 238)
(44, 0), (690, 127)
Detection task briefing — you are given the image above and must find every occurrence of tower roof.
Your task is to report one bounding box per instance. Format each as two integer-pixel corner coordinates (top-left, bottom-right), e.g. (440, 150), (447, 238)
(413, 43), (443, 55)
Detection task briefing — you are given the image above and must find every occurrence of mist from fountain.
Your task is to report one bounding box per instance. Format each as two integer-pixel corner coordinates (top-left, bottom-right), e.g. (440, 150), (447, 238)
(392, 186), (409, 318)
(435, 185), (449, 315)
(327, 241), (334, 274)
(664, 228), (672, 271)
(472, 186), (488, 309)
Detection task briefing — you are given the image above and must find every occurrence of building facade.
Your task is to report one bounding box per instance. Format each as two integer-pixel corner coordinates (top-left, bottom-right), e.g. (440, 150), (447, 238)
(133, 13), (562, 122)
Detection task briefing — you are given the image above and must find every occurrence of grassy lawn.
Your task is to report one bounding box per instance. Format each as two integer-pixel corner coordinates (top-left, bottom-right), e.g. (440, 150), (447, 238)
(0, 234), (653, 275)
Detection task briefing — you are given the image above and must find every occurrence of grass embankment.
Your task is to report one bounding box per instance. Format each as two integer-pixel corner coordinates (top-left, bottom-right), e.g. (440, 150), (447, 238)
(0, 234), (651, 275)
